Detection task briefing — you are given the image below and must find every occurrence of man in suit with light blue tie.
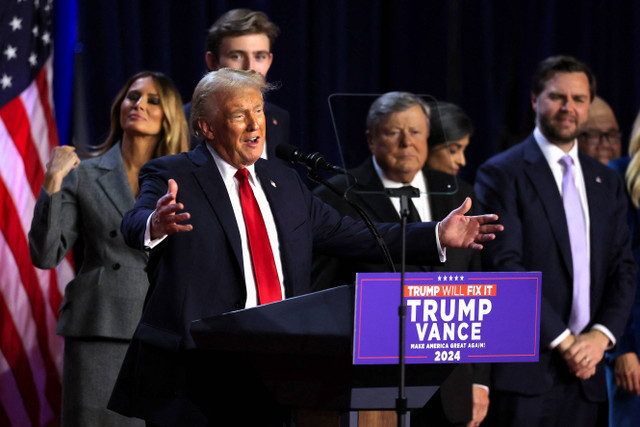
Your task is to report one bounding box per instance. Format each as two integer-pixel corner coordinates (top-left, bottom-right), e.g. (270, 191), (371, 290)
(475, 55), (637, 426)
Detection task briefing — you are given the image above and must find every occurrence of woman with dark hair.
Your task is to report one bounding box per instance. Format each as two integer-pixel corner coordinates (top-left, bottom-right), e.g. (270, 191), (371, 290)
(426, 101), (474, 176)
(28, 71), (188, 426)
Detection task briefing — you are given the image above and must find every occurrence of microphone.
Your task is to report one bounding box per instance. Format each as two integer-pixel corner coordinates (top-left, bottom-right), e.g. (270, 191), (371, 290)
(275, 144), (347, 174)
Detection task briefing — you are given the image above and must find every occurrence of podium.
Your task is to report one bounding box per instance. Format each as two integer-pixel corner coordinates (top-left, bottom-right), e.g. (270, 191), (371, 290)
(190, 285), (455, 425)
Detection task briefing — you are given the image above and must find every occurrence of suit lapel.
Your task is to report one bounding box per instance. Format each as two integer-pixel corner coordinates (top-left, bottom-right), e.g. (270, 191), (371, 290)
(581, 154), (604, 283)
(417, 168), (457, 272)
(351, 160), (432, 271)
(96, 143), (136, 218)
(425, 168), (459, 221)
(190, 145), (244, 269)
(351, 159), (401, 221)
(522, 136), (574, 275)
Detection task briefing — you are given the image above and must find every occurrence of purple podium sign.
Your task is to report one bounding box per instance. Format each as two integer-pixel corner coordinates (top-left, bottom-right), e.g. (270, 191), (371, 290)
(353, 272), (541, 365)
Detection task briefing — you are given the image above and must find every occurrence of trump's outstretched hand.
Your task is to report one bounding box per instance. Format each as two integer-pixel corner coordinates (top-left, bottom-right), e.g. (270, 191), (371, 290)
(438, 197), (503, 250)
(150, 179), (193, 239)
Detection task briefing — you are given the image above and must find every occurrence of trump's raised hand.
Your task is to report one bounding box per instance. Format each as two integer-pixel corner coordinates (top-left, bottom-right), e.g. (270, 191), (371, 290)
(438, 197), (503, 250)
(150, 179), (193, 239)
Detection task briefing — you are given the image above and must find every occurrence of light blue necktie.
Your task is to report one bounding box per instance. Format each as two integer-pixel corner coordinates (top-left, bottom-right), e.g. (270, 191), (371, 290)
(559, 155), (590, 334)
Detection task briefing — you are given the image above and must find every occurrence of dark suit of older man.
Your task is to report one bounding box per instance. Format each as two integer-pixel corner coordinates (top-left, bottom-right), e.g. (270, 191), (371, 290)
(312, 157), (489, 426)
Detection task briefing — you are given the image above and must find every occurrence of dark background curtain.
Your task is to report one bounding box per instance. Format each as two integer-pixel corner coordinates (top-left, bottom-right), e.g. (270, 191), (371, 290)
(68, 0), (640, 185)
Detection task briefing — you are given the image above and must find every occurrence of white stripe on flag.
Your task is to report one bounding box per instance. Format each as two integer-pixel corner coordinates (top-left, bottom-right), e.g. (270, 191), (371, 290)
(0, 230), (54, 424)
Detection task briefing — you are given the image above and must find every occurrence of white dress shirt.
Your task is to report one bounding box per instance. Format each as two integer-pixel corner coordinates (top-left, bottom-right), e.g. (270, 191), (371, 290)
(371, 156), (445, 262)
(372, 156), (433, 222)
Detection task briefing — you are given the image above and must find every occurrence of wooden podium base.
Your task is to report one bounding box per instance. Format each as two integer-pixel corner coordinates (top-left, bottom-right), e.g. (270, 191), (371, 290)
(359, 410), (396, 427)
(297, 409), (398, 427)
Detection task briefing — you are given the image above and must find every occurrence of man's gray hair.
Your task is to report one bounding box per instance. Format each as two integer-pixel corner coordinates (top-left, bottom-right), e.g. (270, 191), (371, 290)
(366, 91), (431, 137)
(190, 68), (274, 137)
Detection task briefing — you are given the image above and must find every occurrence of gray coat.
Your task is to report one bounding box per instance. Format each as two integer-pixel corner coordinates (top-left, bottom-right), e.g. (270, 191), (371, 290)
(29, 142), (148, 339)
(29, 142), (148, 426)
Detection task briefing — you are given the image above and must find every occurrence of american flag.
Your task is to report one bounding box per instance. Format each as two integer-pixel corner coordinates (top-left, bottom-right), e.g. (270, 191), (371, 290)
(0, 0), (74, 425)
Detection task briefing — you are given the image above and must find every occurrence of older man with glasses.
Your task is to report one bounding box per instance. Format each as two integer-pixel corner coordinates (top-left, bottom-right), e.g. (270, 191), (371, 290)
(578, 96), (622, 165)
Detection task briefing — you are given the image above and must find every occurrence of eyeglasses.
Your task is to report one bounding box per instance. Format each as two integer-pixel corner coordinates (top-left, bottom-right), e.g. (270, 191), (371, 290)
(578, 130), (622, 146)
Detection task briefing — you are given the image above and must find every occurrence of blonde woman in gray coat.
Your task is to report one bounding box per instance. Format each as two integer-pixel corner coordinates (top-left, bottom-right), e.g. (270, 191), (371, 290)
(29, 71), (188, 427)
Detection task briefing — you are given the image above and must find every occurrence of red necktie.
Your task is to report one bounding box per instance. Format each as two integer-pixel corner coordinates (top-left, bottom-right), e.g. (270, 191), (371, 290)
(235, 168), (282, 304)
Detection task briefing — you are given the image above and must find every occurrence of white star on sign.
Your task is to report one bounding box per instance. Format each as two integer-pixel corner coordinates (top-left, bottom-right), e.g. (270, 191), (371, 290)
(4, 45), (17, 60)
(28, 53), (37, 66)
(42, 32), (51, 45)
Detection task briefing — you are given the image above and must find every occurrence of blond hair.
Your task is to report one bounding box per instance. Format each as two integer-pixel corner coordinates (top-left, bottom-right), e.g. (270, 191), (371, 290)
(626, 110), (640, 208)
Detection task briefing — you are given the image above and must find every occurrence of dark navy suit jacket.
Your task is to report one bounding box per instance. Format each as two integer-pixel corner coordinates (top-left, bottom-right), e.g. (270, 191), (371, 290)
(475, 134), (636, 402)
(109, 143), (442, 425)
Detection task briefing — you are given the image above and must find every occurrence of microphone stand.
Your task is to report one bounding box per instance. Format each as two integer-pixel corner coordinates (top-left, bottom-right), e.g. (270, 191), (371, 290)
(308, 167), (417, 426)
(306, 170), (396, 272)
(385, 186), (420, 427)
